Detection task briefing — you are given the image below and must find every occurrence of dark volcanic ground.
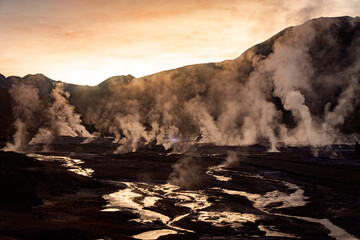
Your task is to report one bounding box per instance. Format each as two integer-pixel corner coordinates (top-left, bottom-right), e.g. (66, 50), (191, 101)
(1, 139), (360, 240)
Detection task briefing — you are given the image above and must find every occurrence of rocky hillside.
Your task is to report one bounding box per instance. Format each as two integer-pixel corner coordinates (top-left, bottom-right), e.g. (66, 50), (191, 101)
(1, 16), (360, 151)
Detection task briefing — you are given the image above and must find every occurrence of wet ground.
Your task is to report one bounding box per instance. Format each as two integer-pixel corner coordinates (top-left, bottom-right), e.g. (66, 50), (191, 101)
(1, 138), (360, 240)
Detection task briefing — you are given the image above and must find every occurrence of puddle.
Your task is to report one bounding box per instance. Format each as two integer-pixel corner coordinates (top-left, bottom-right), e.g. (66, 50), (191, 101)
(171, 191), (211, 210)
(212, 174), (232, 182)
(102, 181), (212, 233)
(206, 166), (232, 182)
(27, 153), (94, 177)
(100, 208), (119, 212)
(133, 229), (177, 240)
(293, 216), (356, 240)
(196, 211), (258, 228)
(258, 224), (299, 238)
(102, 183), (170, 224)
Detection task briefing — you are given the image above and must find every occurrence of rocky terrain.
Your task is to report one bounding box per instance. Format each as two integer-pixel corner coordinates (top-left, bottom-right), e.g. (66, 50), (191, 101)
(1, 141), (360, 239)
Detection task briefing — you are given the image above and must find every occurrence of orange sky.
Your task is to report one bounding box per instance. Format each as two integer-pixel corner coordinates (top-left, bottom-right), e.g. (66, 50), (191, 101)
(0, 0), (359, 85)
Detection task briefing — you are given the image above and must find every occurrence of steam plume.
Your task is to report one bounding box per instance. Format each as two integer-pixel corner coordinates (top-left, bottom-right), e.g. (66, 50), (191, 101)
(4, 83), (91, 151)
(4, 84), (42, 151)
(168, 155), (203, 189)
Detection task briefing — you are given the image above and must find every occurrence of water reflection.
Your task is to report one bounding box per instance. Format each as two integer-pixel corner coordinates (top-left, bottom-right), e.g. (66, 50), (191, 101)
(258, 224), (299, 238)
(133, 229), (177, 240)
(102, 181), (212, 228)
(197, 211), (258, 228)
(210, 167), (356, 240)
(27, 153), (94, 177)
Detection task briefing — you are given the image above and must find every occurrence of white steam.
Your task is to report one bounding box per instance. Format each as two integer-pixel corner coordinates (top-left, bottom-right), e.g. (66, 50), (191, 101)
(4, 83), (91, 151)
(168, 155), (203, 189)
(4, 84), (42, 151)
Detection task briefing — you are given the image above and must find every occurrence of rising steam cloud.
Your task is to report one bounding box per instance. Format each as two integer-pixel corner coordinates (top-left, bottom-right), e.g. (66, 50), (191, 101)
(5, 17), (360, 153)
(4, 83), (91, 151)
(221, 150), (241, 168)
(168, 155), (204, 189)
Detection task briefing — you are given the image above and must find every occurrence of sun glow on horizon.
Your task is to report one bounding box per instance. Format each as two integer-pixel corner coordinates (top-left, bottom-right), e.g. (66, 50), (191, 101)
(3, 52), (239, 86)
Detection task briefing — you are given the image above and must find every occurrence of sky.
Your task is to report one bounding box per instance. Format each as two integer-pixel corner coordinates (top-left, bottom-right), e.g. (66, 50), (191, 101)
(0, 0), (359, 86)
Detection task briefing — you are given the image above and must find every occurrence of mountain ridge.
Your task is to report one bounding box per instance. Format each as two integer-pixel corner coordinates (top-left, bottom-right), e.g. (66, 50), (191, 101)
(1, 16), (360, 151)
